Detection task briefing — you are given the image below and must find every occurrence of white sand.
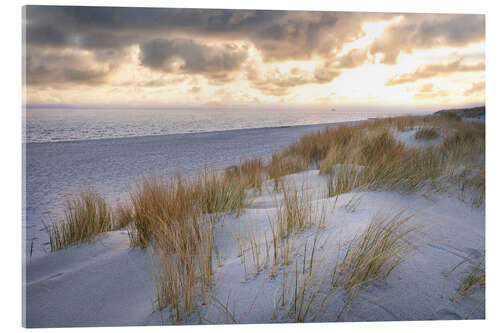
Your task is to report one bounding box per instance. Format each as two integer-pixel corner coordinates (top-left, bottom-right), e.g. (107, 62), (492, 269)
(393, 127), (443, 149)
(25, 168), (485, 327)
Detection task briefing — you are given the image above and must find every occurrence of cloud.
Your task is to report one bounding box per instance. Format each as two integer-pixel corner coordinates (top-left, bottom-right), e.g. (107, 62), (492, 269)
(25, 48), (117, 86)
(417, 83), (435, 93)
(385, 58), (485, 86)
(139, 39), (248, 78)
(246, 64), (341, 96)
(313, 67), (342, 83)
(413, 83), (448, 99)
(189, 86), (201, 94)
(24, 6), (485, 100)
(334, 48), (369, 69)
(370, 14), (485, 64)
(26, 24), (68, 47)
(117, 76), (188, 88)
(464, 81), (485, 96)
(24, 6), (373, 63)
(249, 11), (341, 61)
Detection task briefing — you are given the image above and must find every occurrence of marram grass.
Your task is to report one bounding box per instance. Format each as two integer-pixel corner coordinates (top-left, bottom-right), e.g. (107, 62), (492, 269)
(45, 189), (114, 252)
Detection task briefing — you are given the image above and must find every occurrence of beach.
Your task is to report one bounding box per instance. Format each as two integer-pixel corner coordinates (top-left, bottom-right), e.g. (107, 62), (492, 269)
(24, 113), (485, 327)
(25, 122), (357, 255)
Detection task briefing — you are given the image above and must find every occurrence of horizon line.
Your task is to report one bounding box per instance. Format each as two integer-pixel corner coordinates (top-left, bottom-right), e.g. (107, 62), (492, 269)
(23, 102), (485, 113)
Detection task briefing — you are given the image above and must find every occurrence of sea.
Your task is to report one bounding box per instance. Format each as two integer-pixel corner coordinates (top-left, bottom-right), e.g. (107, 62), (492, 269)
(24, 107), (421, 143)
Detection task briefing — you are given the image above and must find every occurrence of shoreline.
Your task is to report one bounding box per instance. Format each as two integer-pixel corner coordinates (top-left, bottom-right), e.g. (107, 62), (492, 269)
(24, 119), (365, 145)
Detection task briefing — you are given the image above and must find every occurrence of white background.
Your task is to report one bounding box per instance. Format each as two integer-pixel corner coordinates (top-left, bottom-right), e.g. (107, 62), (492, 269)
(1, 1), (498, 332)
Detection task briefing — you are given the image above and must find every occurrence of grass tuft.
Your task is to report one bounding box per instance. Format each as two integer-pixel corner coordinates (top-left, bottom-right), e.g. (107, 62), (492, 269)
(447, 254), (485, 298)
(267, 153), (309, 190)
(225, 157), (266, 193)
(153, 215), (214, 322)
(45, 189), (113, 251)
(332, 207), (420, 296)
(128, 171), (247, 249)
(457, 262), (485, 296)
(415, 127), (440, 140)
(114, 201), (134, 230)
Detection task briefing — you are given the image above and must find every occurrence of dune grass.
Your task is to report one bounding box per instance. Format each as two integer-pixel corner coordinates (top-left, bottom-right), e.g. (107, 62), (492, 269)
(128, 176), (176, 249)
(415, 127), (440, 140)
(128, 171), (247, 249)
(267, 152), (310, 191)
(126, 169), (249, 321)
(225, 157), (266, 194)
(440, 122), (485, 206)
(114, 202), (134, 230)
(457, 261), (485, 297)
(440, 112), (463, 122)
(447, 254), (485, 298)
(265, 180), (327, 295)
(270, 233), (333, 323)
(153, 215), (214, 322)
(331, 208), (420, 296)
(268, 180), (326, 243)
(326, 164), (364, 197)
(288, 125), (360, 164)
(229, 178), (327, 283)
(45, 189), (114, 252)
(288, 237), (328, 322)
(442, 122), (484, 158)
(194, 170), (247, 216)
(282, 114), (484, 205)
(320, 127), (439, 196)
(277, 181), (314, 237)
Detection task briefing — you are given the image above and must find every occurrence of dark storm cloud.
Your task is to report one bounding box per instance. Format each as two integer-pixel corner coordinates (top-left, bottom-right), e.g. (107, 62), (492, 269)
(26, 6), (284, 34)
(25, 6), (358, 59)
(417, 15), (484, 46)
(385, 58), (485, 85)
(27, 61), (112, 86)
(24, 6), (485, 88)
(370, 14), (485, 64)
(25, 7), (294, 52)
(250, 12), (341, 61)
(25, 24), (68, 47)
(25, 49), (117, 86)
(26, 22), (140, 51)
(25, 6), (350, 86)
(140, 39), (248, 75)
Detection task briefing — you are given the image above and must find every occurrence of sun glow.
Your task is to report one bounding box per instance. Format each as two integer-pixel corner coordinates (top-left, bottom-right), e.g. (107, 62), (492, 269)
(338, 16), (404, 57)
(25, 9), (484, 109)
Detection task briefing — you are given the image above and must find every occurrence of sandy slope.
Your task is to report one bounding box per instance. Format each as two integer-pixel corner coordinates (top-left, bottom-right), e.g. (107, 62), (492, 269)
(25, 168), (485, 327)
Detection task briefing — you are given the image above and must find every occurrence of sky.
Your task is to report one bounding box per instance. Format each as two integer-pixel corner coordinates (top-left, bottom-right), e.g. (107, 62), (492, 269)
(23, 6), (485, 110)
